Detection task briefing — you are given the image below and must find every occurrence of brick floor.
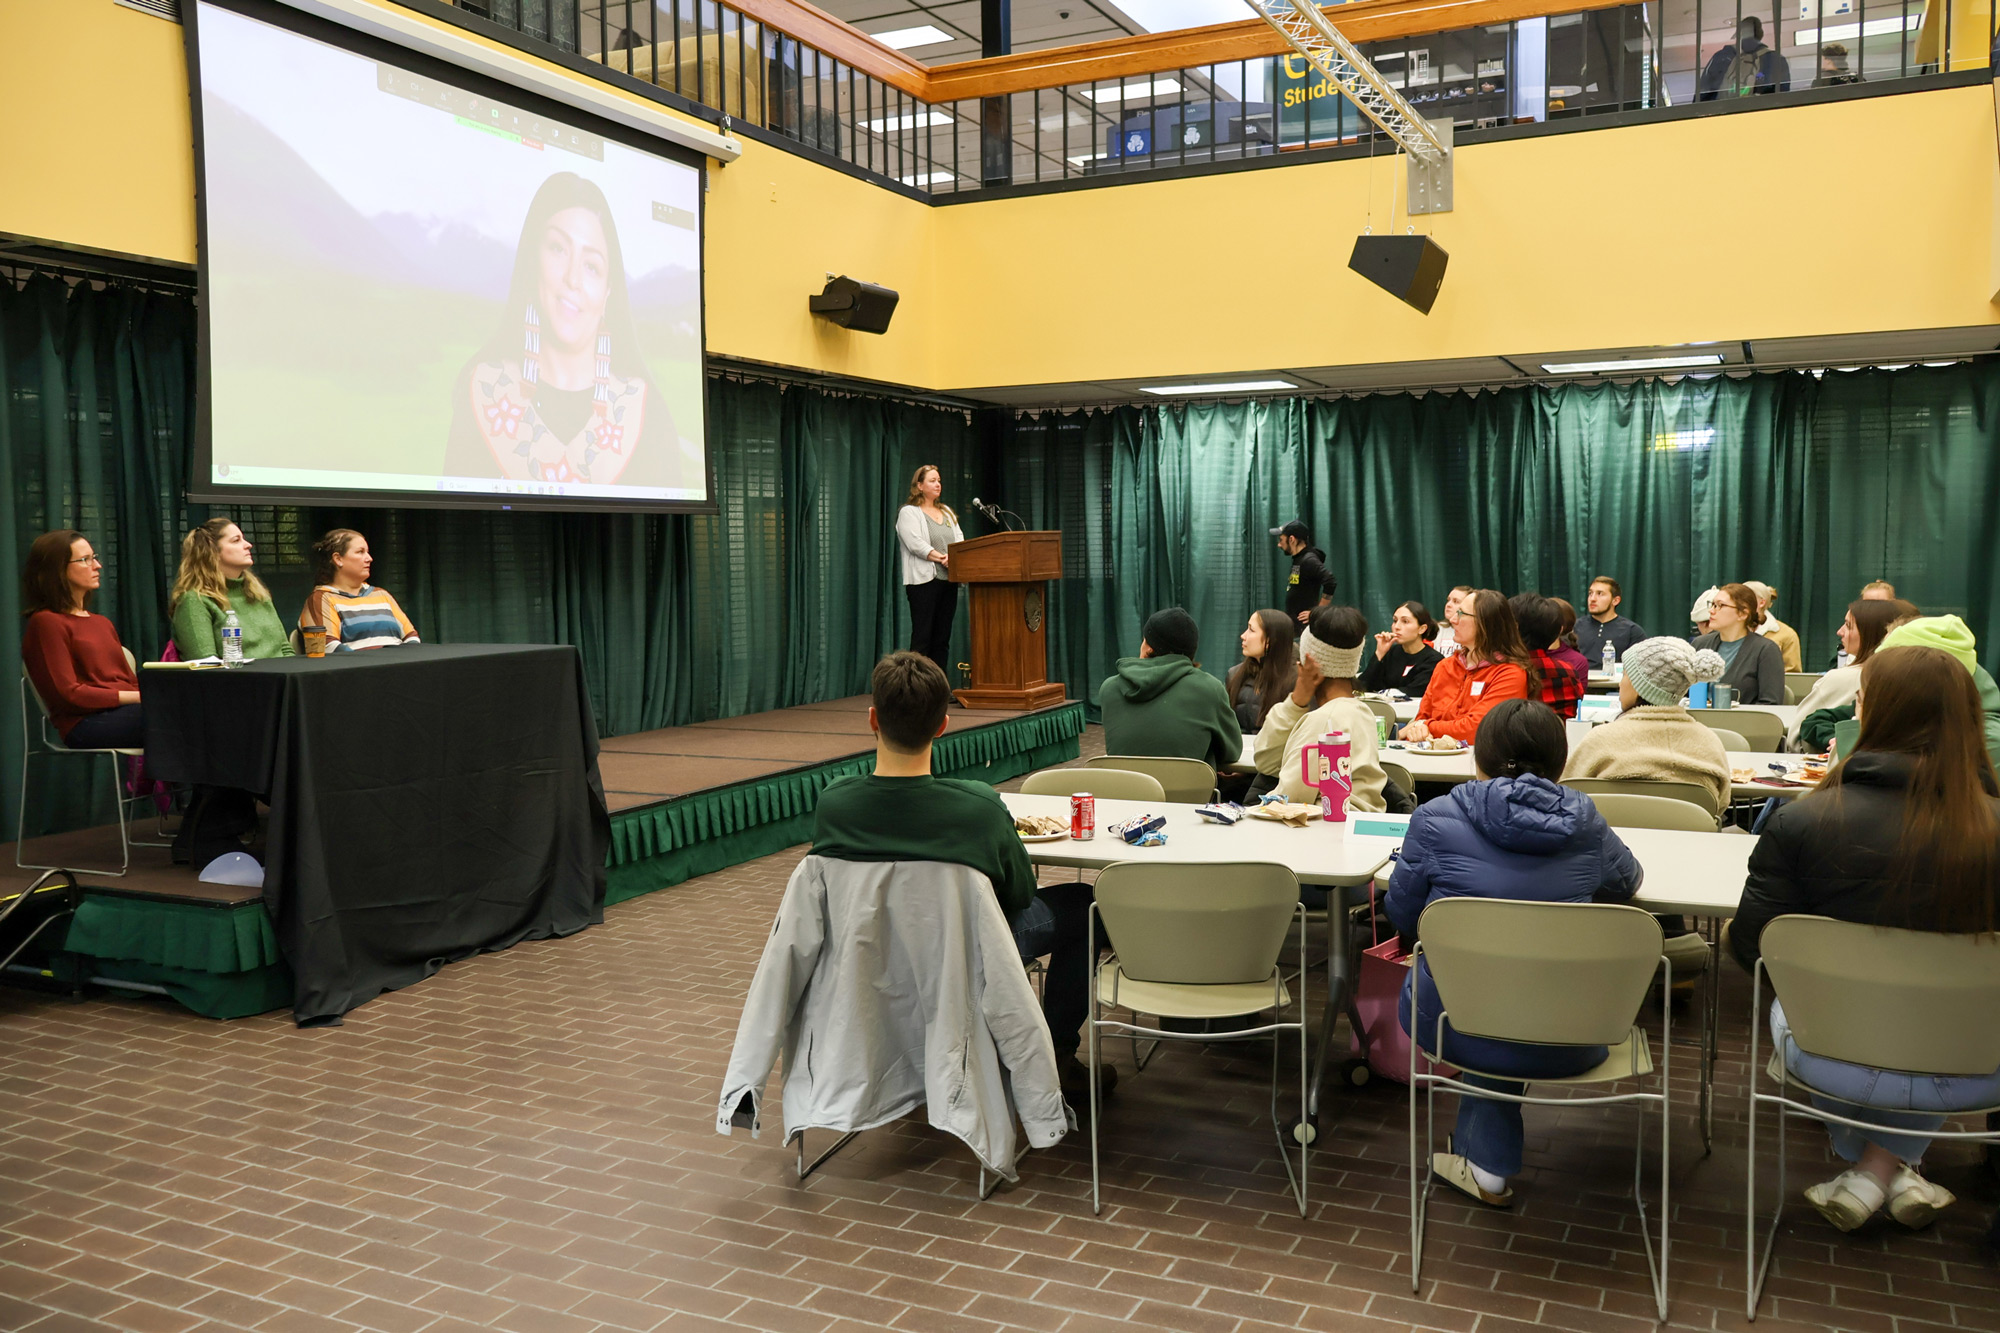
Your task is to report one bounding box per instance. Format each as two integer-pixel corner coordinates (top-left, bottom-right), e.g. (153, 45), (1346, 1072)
(2, 726), (1996, 1332)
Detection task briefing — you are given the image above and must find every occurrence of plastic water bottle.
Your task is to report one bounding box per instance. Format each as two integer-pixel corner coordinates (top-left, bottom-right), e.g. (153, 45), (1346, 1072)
(221, 608), (244, 665)
(1601, 640), (1616, 677)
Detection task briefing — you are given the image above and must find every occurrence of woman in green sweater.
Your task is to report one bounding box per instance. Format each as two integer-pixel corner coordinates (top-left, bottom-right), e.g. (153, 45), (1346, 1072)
(168, 518), (295, 659)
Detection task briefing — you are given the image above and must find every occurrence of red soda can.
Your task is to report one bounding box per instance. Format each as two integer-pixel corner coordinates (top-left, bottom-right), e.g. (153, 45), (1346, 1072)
(1070, 793), (1096, 840)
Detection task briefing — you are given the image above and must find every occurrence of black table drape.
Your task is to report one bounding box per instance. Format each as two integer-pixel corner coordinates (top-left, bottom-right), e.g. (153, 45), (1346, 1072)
(143, 645), (609, 1023)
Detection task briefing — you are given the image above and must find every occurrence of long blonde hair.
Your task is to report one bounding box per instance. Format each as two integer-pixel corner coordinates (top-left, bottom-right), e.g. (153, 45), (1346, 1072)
(170, 517), (271, 611)
(903, 464), (956, 525)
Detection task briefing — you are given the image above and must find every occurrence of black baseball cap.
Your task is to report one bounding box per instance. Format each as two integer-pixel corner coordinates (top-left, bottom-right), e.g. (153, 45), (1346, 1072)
(1270, 520), (1311, 542)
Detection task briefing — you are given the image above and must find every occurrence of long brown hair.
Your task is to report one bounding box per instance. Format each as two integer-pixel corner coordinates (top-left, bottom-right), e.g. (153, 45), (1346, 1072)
(1225, 609), (1298, 729)
(1826, 646), (2000, 934)
(1847, 597), (1917, 666)
(1550, 597), (1580, 650)
(903, 465), (957, 525)
(22, 530), (89, 616)
(1459, 588), (1540, 692)
(170, 517), (271, 611)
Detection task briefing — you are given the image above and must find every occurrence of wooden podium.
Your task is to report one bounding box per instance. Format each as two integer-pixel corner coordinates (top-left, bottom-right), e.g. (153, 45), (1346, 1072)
(947, 530), (1066, 710)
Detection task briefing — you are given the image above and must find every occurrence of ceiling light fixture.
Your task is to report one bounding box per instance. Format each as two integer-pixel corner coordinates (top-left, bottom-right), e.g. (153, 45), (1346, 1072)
(1084, 78), (1184, 102)
(1539, 353), (1725, 375)
(868, 24), (954, 48)
(1139, 379), (1297, 395)
(898, 171), (957, 186)
(860, 110), (956, 134)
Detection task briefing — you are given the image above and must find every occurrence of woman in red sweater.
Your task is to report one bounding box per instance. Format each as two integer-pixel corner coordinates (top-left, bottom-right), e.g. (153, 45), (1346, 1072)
(20, 530), (143, 749)
(1402, 588), (1536, 744)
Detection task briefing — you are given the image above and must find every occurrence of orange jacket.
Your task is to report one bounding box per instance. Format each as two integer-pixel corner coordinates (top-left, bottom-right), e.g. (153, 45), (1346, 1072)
(1414, 654), (1531, 743)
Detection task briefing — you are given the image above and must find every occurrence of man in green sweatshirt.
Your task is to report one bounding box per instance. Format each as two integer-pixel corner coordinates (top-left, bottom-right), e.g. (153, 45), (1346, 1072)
(1096, 608), (1243, 774)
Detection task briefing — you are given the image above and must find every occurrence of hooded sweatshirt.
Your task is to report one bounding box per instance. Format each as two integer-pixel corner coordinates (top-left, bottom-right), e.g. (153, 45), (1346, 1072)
(1795, 617), (2000, 770)
(1284, 546), (1336, 620)
(1096, 654), (1243, 773)
(1386, 775), (1643, 1064)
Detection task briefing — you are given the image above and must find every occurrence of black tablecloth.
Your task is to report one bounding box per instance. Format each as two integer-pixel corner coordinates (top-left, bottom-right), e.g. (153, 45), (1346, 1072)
(143, 645), (609, 1024)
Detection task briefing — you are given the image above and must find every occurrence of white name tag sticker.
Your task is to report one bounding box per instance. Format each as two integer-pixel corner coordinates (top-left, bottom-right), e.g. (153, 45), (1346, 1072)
(1470, 681), (1486, 697)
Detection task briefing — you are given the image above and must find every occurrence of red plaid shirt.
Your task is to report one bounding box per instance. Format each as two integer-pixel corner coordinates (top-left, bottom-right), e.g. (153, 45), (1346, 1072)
(1533, 648), (1588, 718)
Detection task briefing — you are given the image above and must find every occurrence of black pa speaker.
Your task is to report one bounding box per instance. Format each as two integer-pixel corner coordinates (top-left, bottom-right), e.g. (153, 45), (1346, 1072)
(1347, 235), (1449, 315)
(809, 276), (899, 334)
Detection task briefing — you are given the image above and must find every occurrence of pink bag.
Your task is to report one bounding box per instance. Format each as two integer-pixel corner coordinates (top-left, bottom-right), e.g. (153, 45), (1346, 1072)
(1349, 888), (1455, 1084)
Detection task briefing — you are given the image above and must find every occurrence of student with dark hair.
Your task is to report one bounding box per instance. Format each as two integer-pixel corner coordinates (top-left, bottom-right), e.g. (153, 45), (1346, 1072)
(1271, 520), (1336, 624)
(1511, 593), (1587, 719)
(299, 530), (420, 652)
(1250, 605), (1387, 811)
(1388, 698), (1642, 1207)
(1691, 582), (1786, 703)
(1732, 646), (2000, 1232)
(1403, 590), (1535, 746)
(1363, 601), (1444, 697)
(1097, 608), (1242, 772)
(1787, 598), (1915, 749)
(1574, 576), (1647, 664)
(812, 653), (1107, 1097)
(1698, 15), (1791, 98)
(1225, 609), (1298, 733)
(20, 530), (144, 749)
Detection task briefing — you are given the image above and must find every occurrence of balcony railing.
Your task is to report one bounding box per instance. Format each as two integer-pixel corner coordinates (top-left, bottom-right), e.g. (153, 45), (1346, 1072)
(448, 0), (1995, 196)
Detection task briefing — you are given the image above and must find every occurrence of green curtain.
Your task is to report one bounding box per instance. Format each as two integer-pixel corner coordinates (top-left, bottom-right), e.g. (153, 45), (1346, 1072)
(999, 367), (2000, 717)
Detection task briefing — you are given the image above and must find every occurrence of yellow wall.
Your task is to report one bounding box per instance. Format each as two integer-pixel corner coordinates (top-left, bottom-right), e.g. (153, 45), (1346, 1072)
(5, 1), (1994, 392)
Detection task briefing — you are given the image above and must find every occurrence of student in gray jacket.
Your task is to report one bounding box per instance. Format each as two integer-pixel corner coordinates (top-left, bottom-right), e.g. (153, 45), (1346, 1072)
(1689, 582), (1786, 704)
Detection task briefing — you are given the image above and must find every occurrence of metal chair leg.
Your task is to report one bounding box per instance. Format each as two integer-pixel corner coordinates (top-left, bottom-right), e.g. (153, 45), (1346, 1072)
(795, 1129), (859, 1180)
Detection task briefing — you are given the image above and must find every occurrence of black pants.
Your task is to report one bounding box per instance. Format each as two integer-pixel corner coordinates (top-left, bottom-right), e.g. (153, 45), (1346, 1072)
(65, 703), (145, 750)
(905, 577), (958, 674)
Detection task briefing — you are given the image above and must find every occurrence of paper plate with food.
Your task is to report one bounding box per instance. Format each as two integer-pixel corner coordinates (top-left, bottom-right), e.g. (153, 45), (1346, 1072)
(1014, 814), (1071, 843)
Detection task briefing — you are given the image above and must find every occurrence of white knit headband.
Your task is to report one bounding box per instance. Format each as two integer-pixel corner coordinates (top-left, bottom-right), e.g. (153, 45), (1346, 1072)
(1299, 627), (1364, 680)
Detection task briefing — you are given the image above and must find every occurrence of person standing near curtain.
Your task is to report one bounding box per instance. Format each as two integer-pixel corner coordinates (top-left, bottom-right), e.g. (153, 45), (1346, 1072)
(895, 465), (963, 675)
(1270, 520), (1336, 625)
(20, 530), (144, 749)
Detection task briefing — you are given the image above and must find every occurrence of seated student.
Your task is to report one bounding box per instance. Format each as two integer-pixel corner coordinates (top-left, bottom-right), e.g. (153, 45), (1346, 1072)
(1250, 605), (1387, 811)
(1389, 699), (1642, 1207)
(1362, 601), (1444, 697)
(1562, 637), (1731, 815)
(1731, 645), (2000, 1232)
(1097, 608), (1242, 773)
(1688, 586), (1719, 638)
(812, 652), (1107, 1097)
(1796, 615), (2000, 772)
(1689, 583), (1785, 704)
(1402, 589), (1534, 746)
(19, 530), (144, 749)
(1430, 586), (1473, 657)
(1744, 581), (1802, 673)
(1224, 609), (1297, 733)
(300, 529), (421, 651)
(1831, 580), (1901, 668)
(1787, 598), (1914, 749)
(1511, 593), (1586, 720)
(1575, 576), (1648, 664)
(169, 518), (295, 660)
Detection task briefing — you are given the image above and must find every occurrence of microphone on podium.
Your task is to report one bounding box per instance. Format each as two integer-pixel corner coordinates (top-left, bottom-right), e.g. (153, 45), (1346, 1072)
(970, 496), (1001, 522)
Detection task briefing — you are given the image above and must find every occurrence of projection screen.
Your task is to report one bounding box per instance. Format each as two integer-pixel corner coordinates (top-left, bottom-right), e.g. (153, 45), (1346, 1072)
(187, 0), (711, 510)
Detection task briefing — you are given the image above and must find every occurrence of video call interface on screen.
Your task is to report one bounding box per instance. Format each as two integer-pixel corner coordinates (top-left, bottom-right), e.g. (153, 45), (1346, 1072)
(192, 1), (709, 507)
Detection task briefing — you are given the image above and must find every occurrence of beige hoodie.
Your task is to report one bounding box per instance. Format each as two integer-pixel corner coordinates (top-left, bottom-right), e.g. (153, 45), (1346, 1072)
(1560, 704), (1730, 814)
(1252, 693), (1387, 811)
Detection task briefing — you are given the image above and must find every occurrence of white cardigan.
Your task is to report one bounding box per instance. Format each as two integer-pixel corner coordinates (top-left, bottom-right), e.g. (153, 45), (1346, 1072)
(895, 504), (963, 586)
(716, 855), (1068, 1180)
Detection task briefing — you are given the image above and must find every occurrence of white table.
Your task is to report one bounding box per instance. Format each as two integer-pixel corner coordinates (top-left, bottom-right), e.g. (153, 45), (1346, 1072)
(1003, 792), (1399, 1127)
(1726, 754), (1819, 804)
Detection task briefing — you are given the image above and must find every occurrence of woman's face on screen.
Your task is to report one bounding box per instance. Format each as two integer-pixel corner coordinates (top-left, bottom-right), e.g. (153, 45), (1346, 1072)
(537, 206), (611, 352)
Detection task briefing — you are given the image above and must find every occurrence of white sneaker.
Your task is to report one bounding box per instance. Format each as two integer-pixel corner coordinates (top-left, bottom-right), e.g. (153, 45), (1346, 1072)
(1431, 1152), (1512, 1208)
(1886, 1164), (1956, 1230)
(1804, 1169), (1886, 1232)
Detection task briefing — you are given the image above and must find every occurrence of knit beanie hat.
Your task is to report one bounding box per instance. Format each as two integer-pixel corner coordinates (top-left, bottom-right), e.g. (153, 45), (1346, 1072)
(1621, 636), (1725, 707)
(1298, 627), (1364, 680)
(1142, 607), (1200, 660)
(1877, 614), (1977, 674)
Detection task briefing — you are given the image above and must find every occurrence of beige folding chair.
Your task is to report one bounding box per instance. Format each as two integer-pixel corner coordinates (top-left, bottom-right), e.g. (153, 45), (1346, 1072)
(1688, 708), (1785, 752)
(1362, 697), (1399, 725)
(1708, 727), (1752, 751)
(16, 649), (166, 877)
(1087, 755), (1217, 803)
(1746, 916), (2000, 1319)
(1381, 760), (1416, 799)
(1089, 861), (1308, 1215)
(1560, 777), (1721, 820)
(1019, 768), (1165, 802)
(1784, 673), (1823, 702)
(1409, 899), (1671, 1320)
(1575, 790), (1718, 1013)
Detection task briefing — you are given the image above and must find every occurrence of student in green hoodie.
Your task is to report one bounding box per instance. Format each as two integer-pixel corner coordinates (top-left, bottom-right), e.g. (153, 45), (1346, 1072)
(1096, 608), (1243, 773)
(1795, 614), (2000, 770)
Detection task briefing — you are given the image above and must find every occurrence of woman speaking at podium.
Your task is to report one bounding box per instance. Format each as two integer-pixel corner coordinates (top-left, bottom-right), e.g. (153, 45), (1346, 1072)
(895, 464), (963, 673)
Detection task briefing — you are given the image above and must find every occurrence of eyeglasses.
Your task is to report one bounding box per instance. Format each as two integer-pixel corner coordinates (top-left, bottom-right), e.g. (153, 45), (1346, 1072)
(68, 555), (103, 567)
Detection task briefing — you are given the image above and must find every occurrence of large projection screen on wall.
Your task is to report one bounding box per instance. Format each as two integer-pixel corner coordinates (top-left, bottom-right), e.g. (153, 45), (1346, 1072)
(186, 0), (710, 511)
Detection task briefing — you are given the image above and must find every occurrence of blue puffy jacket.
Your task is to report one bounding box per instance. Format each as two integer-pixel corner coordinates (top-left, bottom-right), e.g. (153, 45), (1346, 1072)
(1388, 774), (1643, 1070)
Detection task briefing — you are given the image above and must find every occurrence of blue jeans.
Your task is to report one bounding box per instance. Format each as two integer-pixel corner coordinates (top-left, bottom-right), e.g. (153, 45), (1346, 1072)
(1771, 1000), (2000, 1164)
(65, 703), (144, 750)
(1401, 965), (1607, 1177)
(1013, 882), (1093, 1058)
